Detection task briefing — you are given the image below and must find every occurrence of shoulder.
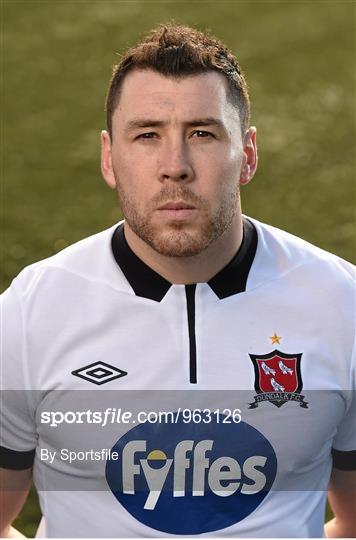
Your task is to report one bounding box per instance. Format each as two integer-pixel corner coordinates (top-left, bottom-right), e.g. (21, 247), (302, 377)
(248, 217), (355, 359)
(248, 216), (355, 287)
(6, 222), (127, 299)
(247, 217), (355, 324)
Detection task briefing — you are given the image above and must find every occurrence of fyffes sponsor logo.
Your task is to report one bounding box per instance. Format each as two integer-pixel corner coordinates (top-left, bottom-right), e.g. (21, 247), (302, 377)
(106, 417), (277, 534)
(123, 440), (268, 510)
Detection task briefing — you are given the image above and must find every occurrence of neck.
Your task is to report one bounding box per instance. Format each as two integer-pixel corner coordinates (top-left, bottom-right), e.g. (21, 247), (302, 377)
(123, 213), (243, 284)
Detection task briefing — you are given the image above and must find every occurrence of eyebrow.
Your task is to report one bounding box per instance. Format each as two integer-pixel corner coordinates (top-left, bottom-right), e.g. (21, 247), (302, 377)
(124, 117), (225, 132)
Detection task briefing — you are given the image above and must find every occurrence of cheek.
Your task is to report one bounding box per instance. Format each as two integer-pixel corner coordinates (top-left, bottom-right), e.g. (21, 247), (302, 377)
(112, 154), (156, 209)
(221, 154), (243, 194)
(113, 150), (139, 185)
(201, 155), (241, 199)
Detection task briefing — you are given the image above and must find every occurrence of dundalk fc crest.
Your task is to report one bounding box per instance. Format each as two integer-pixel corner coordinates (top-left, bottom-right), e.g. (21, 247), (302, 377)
(249, 350), (308, 408)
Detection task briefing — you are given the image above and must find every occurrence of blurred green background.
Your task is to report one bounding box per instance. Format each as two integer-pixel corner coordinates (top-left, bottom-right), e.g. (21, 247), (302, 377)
(2, 0), (354, 536)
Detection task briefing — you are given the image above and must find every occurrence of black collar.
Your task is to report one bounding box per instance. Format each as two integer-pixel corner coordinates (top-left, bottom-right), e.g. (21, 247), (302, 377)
(111, 218), (257, 301)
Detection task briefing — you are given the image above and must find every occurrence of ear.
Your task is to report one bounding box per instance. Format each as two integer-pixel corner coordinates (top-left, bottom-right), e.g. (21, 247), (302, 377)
(101, 130), (116, 189)
(240, 127), (258, 186)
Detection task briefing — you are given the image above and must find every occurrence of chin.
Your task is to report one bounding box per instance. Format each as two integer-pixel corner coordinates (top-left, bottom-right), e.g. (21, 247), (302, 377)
(149, 230), (211, 258)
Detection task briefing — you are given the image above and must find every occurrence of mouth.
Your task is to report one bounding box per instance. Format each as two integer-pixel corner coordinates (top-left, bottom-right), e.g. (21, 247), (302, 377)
(157, 201), (197, 220)
(158, 201), (196, 211)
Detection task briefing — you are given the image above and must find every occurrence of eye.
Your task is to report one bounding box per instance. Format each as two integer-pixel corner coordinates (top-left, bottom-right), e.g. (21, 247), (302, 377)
(136, 132), (157, 140)
(192, 130), (214, 139)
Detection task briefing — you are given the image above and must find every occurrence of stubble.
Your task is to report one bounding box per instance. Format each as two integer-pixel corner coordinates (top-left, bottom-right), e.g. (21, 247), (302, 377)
(114, 175), (240, 257)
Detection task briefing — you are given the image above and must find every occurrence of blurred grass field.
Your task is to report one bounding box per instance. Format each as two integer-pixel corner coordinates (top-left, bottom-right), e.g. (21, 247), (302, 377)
(2, 0), (354, 536)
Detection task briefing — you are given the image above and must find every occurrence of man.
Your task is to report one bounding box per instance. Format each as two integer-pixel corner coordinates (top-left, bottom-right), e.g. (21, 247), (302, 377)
(1, 24), (355, 538)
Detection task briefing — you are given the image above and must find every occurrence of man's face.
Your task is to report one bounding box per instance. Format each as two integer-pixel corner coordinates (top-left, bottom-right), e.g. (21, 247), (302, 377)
(101, 69), (256, 257)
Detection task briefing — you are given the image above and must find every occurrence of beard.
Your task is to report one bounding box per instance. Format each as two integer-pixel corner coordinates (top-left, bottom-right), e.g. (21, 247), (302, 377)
(114, 173), (240, 258)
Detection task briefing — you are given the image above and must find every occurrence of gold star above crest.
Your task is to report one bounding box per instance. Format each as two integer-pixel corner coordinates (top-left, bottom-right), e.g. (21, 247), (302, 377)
(270, 332), (282, 345)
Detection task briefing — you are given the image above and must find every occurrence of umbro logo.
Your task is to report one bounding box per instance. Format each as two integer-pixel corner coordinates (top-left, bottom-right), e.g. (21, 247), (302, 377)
(71, 361), (127, 385)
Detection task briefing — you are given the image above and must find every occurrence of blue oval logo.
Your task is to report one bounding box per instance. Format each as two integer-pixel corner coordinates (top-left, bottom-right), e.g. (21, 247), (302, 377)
(106, 416), (277, 534)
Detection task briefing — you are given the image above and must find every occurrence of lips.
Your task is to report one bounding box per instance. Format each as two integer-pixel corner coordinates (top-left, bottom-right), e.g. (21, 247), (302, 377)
(156, 201), (197, 221)
(158, 201), (196, 210)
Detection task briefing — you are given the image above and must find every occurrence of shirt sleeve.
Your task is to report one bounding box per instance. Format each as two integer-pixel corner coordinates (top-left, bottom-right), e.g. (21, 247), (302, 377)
(331, 337), (356, 471)
(0, 277), (37, 469)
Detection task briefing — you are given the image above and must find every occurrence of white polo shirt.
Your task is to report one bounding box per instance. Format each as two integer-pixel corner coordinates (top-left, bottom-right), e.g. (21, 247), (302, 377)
(1, 217), (355, 538)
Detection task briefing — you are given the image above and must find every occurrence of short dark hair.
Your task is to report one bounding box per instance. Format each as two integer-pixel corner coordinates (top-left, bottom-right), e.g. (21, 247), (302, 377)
(105, 24), (250, 137)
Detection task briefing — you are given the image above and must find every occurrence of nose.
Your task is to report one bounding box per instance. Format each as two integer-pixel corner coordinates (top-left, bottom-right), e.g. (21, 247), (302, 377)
(157, 139), (194, 183)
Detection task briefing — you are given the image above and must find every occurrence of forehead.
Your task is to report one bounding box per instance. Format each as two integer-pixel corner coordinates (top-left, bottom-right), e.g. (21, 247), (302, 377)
(114, 69), (238, 125)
